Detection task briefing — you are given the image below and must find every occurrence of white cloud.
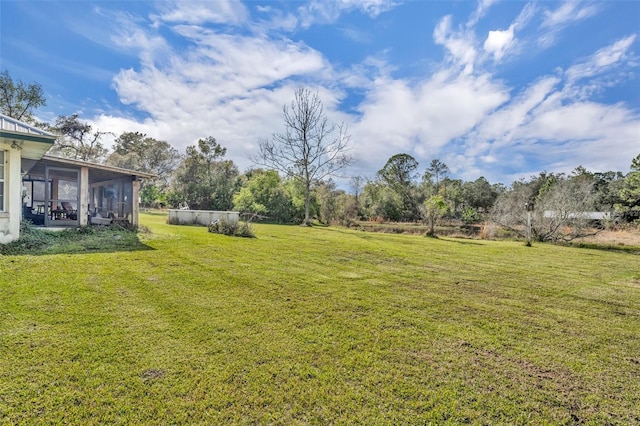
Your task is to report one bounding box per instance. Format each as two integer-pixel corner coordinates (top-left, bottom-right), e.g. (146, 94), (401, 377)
(255, 10), (299, 32)
(467, 0), (499, 28)
(539, 1), (600, 47)
(434, 15), (478, 74)
(482, 2), (536, 63)
(338, 0), (398, 17)
(350, 70), (509, 174)
(472, 76), (560, 149)
(103, 8), (334, 172)
(151, 0), (248, 25)
(566, 35), (638, 82)
(523, 101), (639, 143)
(484, 27), (514, 61)
(114, 26), (327, 103)
(512, 2), (537, 30)
(458, 64), (639, 183)
(298, 0), (398, 28)
(516, 101), (640, 174)
(87, 0), (638, 184)
(542, 0), (598, 28)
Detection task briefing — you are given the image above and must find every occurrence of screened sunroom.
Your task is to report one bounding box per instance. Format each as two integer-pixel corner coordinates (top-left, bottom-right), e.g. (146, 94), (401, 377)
(22, 155), (155, 228)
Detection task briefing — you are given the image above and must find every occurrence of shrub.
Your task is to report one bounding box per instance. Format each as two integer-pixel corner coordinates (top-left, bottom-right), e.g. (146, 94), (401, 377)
(208, 219), (255, 238)
(0, 221), (54, 255)
(462, 206), (480, 224)
(237, 221), (255, 238)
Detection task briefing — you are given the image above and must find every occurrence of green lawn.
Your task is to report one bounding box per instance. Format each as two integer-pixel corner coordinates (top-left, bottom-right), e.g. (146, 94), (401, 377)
(1, 213), (639, 424)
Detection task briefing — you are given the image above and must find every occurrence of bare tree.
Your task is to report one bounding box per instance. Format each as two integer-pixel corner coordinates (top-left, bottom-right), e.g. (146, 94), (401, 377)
(49, 114), (111, 162)
(534, 177), (598, 242)
(253, 87), (352, 225)
(350, 175), (364, 204)
(492, 174), (598, 244)
(349, 175), (365, 218)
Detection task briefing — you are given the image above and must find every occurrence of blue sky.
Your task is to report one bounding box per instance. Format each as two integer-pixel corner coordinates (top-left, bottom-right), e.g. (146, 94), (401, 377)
(1, 0), (639, 185)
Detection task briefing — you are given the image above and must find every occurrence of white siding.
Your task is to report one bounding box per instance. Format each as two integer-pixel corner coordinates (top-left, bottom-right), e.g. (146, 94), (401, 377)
(0, 150), (4, 212)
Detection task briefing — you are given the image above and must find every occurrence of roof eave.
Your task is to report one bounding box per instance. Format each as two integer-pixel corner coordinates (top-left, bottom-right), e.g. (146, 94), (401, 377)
(41, 154), (158, 180)
(0, 130), (56, 160)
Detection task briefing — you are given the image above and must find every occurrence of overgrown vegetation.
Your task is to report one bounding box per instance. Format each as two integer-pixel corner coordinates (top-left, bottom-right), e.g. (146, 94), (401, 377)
(1, 213), (638, 423)
(0, 221), (148, 255)
(207, 218), (255, 238)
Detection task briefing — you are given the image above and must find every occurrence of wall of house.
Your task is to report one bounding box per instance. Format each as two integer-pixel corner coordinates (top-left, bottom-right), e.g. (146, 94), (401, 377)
(0, 142), (21, 244)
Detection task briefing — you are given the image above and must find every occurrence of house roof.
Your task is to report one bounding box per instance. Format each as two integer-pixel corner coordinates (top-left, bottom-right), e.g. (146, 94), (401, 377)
(40, 154), (157, 180)
(0, 113), (56, 160)
(1, 113), (157, 181)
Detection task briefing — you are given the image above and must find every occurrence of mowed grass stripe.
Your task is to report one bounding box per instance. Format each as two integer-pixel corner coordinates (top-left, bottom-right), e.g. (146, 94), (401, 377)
(1, 213), (638, 424)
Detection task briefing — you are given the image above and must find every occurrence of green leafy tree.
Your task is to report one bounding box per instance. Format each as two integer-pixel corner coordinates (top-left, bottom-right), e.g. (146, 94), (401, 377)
(423, 195), (448, 237)
(593, 171), (625, 211)
(284, 178), (311, 223)
(0, 70), (46, 123)
(108, 131), (181, 208)
(253, 87), (352, 225)
(426, 159), (449, 194)
(442, 177), (463, 217)
(615, 154), (640, 222)
(461, 176), (499, 214)
(462, 206), (481, 224)
(172, 137), (238, 210)
(316, 179), (346, 224)
(233, 169), (294, 222)
(140, 183), (166, 208)
(361, 179), (384, 220)
(420, 171), (437, 198)
(377, 153), (421, 221)
(107, 131), (181, 188)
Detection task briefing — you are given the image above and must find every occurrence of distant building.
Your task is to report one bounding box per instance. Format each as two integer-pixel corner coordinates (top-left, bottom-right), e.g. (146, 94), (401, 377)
(543, 211), (614, 221)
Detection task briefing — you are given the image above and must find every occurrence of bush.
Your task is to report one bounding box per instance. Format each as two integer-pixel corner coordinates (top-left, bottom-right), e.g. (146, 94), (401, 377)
(237, 221), (255, 238)
(208, 219), (255, 238)
(0, 222), (143, 255)
(462, 206), (480, 224)
(0, 221), (55, 254)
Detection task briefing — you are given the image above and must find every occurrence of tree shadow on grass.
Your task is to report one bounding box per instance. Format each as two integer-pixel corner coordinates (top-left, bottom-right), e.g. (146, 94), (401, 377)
(437, 237), (488, 246)
(569, 242), (640, 255)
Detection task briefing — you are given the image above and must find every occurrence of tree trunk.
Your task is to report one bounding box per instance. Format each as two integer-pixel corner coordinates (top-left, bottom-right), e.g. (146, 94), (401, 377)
(304, 180), (311, 226)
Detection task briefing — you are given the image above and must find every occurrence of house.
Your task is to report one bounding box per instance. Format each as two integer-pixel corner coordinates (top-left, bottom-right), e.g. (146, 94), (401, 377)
(1, 113), (155, 244)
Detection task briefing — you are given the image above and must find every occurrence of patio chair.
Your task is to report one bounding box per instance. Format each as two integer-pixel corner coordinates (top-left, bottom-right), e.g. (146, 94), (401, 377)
(22, 205), (44, 225)
(60, 202), (78, 220)
(112, 202), (130, 225)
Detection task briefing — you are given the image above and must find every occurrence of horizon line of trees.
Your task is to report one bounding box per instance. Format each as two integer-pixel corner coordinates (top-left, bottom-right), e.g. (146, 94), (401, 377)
(2, 70), (639, 240)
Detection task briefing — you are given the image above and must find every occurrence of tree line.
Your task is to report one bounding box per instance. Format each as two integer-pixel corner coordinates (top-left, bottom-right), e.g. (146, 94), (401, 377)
(2, 70), (639, 239)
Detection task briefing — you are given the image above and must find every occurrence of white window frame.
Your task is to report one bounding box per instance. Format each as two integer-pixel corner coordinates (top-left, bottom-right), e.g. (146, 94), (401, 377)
(0, 150), (5, 212)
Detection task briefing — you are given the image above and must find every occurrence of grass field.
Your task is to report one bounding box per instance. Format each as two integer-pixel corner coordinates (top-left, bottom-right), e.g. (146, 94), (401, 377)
(1, 213), (639, 424)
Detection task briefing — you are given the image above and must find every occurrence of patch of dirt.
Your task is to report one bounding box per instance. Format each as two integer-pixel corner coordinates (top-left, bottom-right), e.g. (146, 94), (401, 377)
(574, 229), (640, 246)
(141, 368), (166, 381)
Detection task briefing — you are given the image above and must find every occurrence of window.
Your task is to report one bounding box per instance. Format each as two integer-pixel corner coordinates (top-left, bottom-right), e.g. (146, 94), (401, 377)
(0, 150), (5, 212)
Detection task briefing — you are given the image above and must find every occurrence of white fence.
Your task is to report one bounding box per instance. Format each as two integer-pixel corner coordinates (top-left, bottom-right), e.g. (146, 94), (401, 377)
(167, 209), (239, 226)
